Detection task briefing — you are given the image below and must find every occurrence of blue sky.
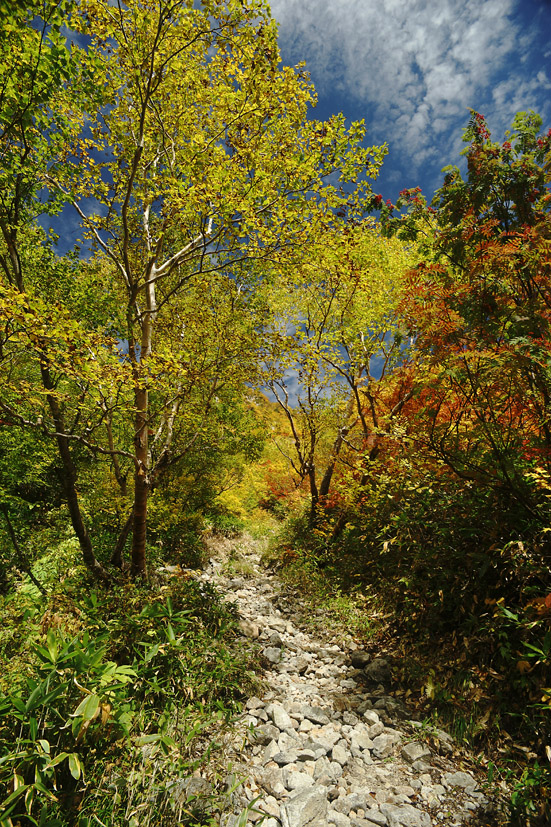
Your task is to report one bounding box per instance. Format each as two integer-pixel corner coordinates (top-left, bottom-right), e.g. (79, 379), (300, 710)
(269, 0), (551, 203)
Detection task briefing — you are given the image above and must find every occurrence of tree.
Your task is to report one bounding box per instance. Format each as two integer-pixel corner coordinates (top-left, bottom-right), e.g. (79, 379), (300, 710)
(1, 0), (385, 578)
(57, 0), (384, 576)
(385, 111), (551, 517)
(0, 1), (111, 578)
(262, 222), (414, 525)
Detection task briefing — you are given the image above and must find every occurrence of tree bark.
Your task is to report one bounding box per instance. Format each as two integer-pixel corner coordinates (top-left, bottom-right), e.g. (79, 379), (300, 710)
(308, 466), (319, 527)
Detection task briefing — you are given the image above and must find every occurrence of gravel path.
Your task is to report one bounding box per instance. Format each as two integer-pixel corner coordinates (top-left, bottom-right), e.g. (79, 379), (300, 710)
(197, 533), (504, 827)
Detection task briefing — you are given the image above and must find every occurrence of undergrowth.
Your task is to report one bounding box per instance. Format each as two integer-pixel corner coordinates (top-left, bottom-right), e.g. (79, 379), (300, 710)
(0, 542), (260, 826)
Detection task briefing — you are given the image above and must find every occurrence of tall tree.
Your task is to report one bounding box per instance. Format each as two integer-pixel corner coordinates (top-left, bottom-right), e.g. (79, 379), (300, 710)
(47, 0), (384, 576)
(262, 222), (413, 525)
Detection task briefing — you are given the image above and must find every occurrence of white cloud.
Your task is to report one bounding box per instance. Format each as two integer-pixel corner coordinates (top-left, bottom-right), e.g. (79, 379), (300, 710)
(268, 0), (550, 174)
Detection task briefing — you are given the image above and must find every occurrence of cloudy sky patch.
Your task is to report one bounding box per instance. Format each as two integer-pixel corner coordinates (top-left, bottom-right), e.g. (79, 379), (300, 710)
(269, 0), (551, 197)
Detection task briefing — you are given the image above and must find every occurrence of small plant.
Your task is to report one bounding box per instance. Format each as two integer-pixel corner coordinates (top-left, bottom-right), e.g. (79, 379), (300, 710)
(0, 630), (137, 825)
(0, 563), (261, 826)
(509, 761), (551, 825)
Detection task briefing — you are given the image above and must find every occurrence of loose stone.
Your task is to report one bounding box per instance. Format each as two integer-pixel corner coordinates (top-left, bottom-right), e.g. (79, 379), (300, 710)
(371, 731), (401, 759)
(379, 802), (432, 826)
(280, 786), (328, 827)
(267, 702), (294, 731)
(443, 771), (477, 791)
(400, 742), (432, 765)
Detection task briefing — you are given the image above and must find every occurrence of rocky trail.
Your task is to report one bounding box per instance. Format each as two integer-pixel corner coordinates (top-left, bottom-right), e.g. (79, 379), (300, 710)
(196, 533), (505, 827)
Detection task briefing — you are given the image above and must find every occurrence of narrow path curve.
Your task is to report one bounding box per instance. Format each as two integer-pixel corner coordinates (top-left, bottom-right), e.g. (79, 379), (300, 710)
(198, 532), (505, 827)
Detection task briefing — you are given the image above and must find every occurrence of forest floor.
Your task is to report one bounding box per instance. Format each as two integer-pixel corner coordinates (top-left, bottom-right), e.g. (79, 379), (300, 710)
(195, 531), (510, 827)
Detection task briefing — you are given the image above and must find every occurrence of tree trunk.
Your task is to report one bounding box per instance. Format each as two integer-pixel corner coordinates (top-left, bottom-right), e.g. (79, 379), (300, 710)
(308, 466), (319, 527)
(111, 508), (133, 568)
(131, 385), (148, 578)
(129, 253), (157, 578)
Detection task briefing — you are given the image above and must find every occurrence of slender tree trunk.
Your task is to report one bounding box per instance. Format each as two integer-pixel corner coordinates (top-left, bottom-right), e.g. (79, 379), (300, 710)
(131, 385), (149, 578)
(0, 220), (23, 290)
(40, 363), (108, 581)
(308, 466), (319, 527)
(106, 414), (127, 496)
(319, 394), (358, 499)
(129, 253), (157, 578)
(111, 508), (133, 568)
(319, 427), (350, 499)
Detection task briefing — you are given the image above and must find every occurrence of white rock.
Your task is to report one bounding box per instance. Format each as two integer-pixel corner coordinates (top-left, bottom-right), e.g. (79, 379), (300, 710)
(351, 731), (374, 752)
(264, 646), (282, 663)
(379, 802), (432, 827)
(280, 786), (328, 827)
(283, 768), (315, 791)
(368, 721), (385, 738)
(259, 795), (280, 817)
(331, 744), (350, 766)
(238, 618), (260, 638)
(301, 705), (331, 725)
(371, 731), (401, 759)
(363, 710), (381, 727)
(443, 771), (477, 791)
(400, 742), (431, 765)
(259, 767), (286, 797)
(273, 749), (299, 766)
(299, 719), (314, 733)
(267, 702), (294, 731)
(362, 810), (389, 826)
(263, 740), (280, 763)
(328, 811), (352, 826)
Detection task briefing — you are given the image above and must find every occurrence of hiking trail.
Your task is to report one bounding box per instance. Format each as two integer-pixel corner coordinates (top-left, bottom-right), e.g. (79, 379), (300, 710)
(196, 532), (504, 827)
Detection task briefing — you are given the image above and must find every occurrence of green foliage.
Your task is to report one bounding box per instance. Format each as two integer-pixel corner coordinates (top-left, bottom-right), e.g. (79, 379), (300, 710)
(509, 761), (551, 825)
(0, 0), (103, 219)
(0, 568), (258, 826)
(207, 513), (247, 539)
(0, 629), (138, 824)
(0, 420), (65, 592)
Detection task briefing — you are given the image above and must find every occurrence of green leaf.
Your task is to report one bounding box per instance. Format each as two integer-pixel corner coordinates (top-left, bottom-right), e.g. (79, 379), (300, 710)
(46, 630), (58, 663)
(143, 643), (160, 663)
(68, 752), (83, 780)
(1, 782), (31, 810)
(72, 694), (100, 721)
(46, 751), (70, 768)
(26, 681), (49, 713)
(134, 734), (161, 746)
